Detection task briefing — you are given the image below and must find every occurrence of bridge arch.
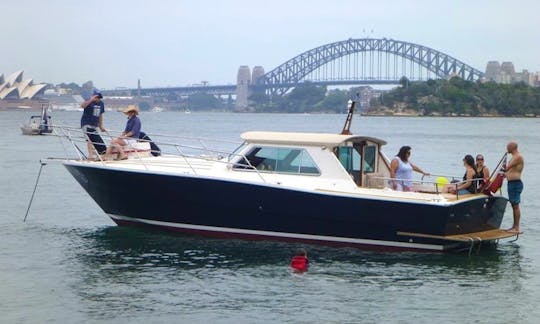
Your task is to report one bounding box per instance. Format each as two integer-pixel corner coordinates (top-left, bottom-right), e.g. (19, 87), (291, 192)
(257, 38), (484, 95)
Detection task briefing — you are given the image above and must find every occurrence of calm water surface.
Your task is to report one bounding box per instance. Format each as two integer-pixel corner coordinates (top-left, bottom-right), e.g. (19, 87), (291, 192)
(1, 110), (539, 323)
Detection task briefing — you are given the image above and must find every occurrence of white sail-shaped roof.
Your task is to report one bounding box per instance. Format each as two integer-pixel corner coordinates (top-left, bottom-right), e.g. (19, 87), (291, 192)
(18, 78), (33, 94)
(20, 83), (47, 99)
(0, 71), (47, 99)
(4, 70), (23, 86)
(0, 86), (19, 99)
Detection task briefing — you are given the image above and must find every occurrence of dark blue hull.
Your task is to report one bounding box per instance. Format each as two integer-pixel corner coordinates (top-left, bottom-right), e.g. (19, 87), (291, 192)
(65, 163), (508, 252)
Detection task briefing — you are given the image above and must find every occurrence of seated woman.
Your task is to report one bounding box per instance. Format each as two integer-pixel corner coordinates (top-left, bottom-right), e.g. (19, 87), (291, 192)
(447, 154), (477, 195)
(474, 154), (491, 191)
(106, 105), (141, 160)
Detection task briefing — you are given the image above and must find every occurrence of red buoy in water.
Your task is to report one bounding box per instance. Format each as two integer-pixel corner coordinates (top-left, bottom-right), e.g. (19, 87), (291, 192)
(290, 248), (309, 273)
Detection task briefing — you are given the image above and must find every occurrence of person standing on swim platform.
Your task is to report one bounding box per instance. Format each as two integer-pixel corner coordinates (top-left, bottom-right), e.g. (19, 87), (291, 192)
(80, 90), (106, 159)
(505, 141), (524, 234)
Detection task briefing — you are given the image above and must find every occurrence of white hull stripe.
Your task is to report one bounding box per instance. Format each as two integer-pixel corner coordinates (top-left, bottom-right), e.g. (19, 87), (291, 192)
(109, 214), (445, 251)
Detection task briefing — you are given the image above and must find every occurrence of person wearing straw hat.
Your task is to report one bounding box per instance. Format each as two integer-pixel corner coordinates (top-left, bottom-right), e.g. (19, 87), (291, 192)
(106, 105), (142, 160)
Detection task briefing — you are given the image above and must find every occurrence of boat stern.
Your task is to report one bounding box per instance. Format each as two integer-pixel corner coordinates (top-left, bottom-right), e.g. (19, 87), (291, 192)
(444, 195), (508, 235)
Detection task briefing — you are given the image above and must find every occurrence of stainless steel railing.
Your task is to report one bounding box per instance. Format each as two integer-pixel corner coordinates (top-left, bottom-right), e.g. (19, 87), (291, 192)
(49, 124), (268, 183)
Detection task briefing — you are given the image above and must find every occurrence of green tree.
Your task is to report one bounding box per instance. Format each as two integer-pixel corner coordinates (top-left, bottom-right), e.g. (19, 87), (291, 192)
(262, 82), (327, 113)
(399, 76), (410, 88)
(314, 89), (349, 112)
(368, 76), (540, 116)
(187, 93), (223, 111)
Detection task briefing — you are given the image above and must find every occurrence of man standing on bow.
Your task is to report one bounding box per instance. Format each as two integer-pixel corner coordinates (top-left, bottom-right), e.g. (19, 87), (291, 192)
(80, 90), (106, 160)
(505, 141), (524, 234)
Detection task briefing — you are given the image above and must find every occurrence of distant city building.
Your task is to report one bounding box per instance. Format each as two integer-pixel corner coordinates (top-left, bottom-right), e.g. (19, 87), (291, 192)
(484, 61), (539, 87)
(500, 61), (515, 76)
(0, 71), (47, 100)
(356, 86), (376, 110)
(484, 61), (501, 81)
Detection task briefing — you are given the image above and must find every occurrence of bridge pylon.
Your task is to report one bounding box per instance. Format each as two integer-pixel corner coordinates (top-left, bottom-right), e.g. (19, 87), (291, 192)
(236, 66), (251, 109)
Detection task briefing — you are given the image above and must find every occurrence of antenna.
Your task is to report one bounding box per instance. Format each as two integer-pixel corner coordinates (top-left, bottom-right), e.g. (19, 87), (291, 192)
(340, 99), (356, 135)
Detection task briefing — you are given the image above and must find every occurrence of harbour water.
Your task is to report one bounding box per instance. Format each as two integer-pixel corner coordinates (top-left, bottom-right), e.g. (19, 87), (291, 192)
(1, 110), (540, 323)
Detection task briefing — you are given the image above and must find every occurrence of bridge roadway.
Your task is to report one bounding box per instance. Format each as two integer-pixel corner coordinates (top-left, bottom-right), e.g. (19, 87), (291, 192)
(101, 79), (401, 97)
(102, 84), (235, 97)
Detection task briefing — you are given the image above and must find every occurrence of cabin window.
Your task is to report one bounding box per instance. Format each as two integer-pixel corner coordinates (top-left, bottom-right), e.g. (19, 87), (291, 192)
(337, 147), (361, 172)
(227, 143), (248, 162)
(337, 146), (361, 183)
(289, 149), (319, 174)
(363, 145), (376, 173)
(233, 146), (320, 175)
(337, 143), (377, 184)
(256, 147), (278, 171)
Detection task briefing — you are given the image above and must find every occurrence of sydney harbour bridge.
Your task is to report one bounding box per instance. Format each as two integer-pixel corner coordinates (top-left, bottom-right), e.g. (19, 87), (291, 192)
(102, 38), (485, 106)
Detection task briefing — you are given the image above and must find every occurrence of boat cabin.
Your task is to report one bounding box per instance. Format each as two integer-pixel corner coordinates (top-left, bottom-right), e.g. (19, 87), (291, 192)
(234, 131), (391, 188)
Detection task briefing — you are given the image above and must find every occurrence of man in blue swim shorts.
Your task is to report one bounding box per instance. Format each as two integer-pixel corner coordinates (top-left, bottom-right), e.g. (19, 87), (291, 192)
(505, 141), (524, 233)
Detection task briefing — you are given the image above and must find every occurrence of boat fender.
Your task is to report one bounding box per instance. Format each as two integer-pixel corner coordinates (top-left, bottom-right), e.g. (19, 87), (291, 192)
(291, 256), (309, 273)
(483, 171), (504, 195)
(290, 248), (309, 273)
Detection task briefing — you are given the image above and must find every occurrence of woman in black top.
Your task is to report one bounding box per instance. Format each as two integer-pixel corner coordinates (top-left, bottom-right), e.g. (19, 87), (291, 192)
(448, 155), (477, 195)
(474, 154), (491, 191)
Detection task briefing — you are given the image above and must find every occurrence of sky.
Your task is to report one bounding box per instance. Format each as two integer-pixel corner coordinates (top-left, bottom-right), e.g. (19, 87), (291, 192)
(1, 0), (539, 89)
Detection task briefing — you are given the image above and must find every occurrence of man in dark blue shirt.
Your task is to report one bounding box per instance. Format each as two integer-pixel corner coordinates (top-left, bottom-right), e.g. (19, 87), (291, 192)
(105, 105), (142, 160)
(80, 90), (106, 159)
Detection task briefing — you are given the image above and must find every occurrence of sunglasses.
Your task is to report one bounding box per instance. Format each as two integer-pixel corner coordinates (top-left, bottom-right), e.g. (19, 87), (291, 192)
(476, 158), (484, 161)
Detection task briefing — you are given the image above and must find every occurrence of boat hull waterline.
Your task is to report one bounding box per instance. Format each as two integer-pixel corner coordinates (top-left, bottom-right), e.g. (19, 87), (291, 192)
(65, 163), (508, 252)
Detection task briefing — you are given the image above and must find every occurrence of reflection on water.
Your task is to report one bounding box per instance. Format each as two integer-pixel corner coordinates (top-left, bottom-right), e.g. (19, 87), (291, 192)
(61, 226), (530, 321)
(76, 227), (297, 269)
(73, 226), (526, 273)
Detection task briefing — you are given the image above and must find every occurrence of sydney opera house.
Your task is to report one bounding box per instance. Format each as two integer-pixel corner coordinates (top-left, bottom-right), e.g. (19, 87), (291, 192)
(0, 71), (48, 108)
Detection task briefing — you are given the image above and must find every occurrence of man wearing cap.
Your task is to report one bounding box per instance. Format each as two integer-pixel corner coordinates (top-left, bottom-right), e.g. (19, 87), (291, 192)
(106, 105), (142, 160)
(80, 90), (106, 159)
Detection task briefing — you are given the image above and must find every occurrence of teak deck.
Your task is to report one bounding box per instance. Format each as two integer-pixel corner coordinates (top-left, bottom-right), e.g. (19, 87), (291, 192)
(397, 229), (519, 242)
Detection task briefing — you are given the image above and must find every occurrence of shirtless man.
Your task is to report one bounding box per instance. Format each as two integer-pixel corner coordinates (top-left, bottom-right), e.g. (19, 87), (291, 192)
(505, 141), (524, 233)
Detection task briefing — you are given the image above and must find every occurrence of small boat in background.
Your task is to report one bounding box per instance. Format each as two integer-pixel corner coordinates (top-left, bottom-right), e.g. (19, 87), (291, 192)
(20, 105), (52, 135)
(151, 106), (164, 112)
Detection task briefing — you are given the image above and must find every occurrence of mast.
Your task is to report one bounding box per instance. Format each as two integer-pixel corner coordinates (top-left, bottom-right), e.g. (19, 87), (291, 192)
(340, 100), (356, 135)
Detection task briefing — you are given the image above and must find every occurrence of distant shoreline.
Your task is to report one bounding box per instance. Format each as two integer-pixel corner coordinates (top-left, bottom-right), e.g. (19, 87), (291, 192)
(361, 111), (540, 118)
(1, 108), (539, 118)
